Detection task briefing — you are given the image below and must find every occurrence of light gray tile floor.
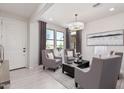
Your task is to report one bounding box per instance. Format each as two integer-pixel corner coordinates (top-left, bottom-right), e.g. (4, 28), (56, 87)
(8, 66), (66, 89)
(6, 66), (124, 89)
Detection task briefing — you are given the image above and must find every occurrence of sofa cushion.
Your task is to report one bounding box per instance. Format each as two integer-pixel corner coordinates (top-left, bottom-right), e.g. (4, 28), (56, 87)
(68, 57), (74, 61)
(55, 59), (61, 62)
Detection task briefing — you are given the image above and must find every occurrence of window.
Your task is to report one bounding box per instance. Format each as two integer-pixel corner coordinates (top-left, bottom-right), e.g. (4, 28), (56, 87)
(46, 29), (54, 49)
(56, 32), (64, 48)
(46, 29), (64, 49)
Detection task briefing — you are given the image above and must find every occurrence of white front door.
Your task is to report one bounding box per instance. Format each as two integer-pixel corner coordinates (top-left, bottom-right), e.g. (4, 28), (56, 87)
(1, 17), (27, 70)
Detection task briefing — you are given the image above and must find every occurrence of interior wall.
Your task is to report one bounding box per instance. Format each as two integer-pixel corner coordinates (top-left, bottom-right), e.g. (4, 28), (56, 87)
(82, 12), (124, 74)
(47, 23), (65, 31)
(28, 21), (39, 68)
(0, 10), (28, 22)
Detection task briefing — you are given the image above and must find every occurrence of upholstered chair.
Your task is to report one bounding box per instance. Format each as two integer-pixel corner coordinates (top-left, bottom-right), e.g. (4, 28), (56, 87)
(52, 49), (62, 60)
(115, 52), (123, 79)
(64, 49), (75, 63)
(42, 49), (62, 71)
(75, 56), (122, 89)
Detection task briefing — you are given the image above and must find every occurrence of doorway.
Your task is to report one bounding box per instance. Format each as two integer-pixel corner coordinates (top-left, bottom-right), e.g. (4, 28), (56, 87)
(0, 17), (27, 70)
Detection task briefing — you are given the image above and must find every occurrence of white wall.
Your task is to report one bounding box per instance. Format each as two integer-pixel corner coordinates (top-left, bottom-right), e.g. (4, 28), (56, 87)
(82, 13), (124, 73)
(47, 23), (65, 32)
(28, 21), (39, 68)
(0, 10), (28, 22)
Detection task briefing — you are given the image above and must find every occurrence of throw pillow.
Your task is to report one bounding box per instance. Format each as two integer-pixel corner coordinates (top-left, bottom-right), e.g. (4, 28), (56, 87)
(47, 52), (54, 59)
(67, 51), (73, 57)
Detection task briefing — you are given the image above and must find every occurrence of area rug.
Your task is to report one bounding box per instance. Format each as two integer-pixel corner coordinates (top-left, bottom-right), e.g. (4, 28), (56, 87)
(45, 67), (123, 89)
(45, 68), (76, 89)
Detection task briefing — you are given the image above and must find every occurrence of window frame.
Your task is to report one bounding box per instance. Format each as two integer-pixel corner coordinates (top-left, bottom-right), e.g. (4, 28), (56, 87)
(46, 28), (65, 49)
(46, 28), (55, 49)
(56, 31), (64, 49)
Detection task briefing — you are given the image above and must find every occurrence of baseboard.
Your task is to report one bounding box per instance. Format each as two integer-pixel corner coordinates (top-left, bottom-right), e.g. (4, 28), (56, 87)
(28, 65), (40, 69)
(0, 80), (10, 85)
(10, 67), (26, 71)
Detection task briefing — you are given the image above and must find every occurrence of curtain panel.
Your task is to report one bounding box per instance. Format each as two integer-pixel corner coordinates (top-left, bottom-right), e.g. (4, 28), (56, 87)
(76, 30), (82, 53)
(66, 28), (71, 49)
(39, 21), (47, 65)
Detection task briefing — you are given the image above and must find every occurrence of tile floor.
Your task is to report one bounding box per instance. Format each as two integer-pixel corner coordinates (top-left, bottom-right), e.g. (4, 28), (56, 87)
(9, 66), (66, 89)
(6, 66), (124, 89)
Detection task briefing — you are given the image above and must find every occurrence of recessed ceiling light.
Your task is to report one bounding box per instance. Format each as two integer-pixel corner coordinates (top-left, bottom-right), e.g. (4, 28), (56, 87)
(109, 8), (115, 11)
(49, 18), (53, 21)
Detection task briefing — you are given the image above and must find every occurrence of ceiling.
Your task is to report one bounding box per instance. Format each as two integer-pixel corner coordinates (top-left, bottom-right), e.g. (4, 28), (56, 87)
(0, 3), (40, 19)
(0, 3), (124, 27)
(41, 3), (124, 28)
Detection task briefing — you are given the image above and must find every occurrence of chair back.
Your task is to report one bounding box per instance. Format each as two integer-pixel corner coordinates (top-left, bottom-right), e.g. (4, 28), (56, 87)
(115, 52), (123, 61)
(65, 49), (75, 57)
(42, 49), (54, 65)
(90, 56), (121, 88)
(115, 52), (123, 74)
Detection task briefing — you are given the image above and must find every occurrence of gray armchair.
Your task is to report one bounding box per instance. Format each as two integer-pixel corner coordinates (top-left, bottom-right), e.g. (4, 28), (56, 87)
(115, 52), (123, 79)
(75, 56), (122, 89)
(64, 49), (75, 63)
(52, 49), (62, 60)
(42, 49), (62, 71)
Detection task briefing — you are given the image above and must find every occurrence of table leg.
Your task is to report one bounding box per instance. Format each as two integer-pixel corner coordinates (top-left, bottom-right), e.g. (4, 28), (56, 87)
(62, 68), (64, 73)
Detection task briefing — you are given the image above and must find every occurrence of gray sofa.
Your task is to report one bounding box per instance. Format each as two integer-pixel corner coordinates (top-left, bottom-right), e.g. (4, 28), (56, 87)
(42, 49), (62, 71)
(75, 56), (122, 89)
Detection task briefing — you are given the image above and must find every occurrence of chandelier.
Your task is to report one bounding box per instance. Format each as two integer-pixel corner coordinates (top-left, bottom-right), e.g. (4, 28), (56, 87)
(68, 14), (84, 31)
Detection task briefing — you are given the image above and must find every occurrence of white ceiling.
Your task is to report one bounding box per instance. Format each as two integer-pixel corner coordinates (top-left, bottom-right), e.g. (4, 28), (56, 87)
(41, 3), (124, 28)
(0, 3), (40, 19)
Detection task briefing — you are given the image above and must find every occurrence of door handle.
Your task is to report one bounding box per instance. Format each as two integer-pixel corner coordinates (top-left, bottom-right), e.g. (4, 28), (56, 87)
(23, 48), (26, 53)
